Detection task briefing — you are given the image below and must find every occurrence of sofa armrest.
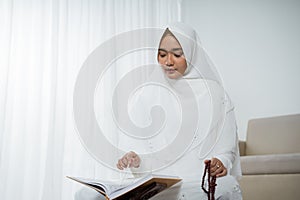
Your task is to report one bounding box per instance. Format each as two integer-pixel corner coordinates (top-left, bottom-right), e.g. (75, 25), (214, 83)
(239, 140), (246, 156)
(241, 153), (300, 175)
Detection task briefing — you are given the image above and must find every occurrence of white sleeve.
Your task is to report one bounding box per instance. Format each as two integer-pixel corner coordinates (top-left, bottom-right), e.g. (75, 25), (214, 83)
(213, 95), (241, 177)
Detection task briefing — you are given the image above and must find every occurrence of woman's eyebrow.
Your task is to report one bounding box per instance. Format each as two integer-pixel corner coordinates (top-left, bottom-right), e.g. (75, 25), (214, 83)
(171, 48), (183, 51)
(158, 48), (167, 52)
(158, 48), (183, 52)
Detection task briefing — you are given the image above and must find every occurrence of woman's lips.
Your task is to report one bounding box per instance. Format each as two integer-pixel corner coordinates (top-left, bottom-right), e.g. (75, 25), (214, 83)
(165, 68), (176, 74)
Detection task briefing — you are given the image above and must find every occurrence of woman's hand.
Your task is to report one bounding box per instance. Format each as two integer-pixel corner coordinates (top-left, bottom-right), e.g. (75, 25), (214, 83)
(116, 151), (141, 170)
(204, 158), (227, 178)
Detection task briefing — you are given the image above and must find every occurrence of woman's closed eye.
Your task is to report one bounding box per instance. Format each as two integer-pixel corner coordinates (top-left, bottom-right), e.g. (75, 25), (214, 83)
(158, 53), (167, 58)
(174, 53), (183, 58)
(158, 52), (183, 58)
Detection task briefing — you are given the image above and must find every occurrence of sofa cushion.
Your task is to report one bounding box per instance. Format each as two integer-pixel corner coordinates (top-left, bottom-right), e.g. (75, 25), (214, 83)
(239, 174), (300, 200)
(241, 153), (300, 175)
(246, 114), (300, 155)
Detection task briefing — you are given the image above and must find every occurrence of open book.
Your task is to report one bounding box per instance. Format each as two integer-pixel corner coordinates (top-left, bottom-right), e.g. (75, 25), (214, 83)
(67, 174), (181, 200)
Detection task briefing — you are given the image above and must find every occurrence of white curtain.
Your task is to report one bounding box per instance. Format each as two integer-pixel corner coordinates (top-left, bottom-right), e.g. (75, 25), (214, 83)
(0, 0), (182, 199)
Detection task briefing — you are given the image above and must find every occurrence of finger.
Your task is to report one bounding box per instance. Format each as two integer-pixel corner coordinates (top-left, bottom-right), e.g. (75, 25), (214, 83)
(133, 156), (141, 168)
(211, 164), (223, 175)
(120, 157), (128, 168)
(212, 163), (221, 170)
(117, 161), (124, 170)
(126, 152), (133, 160)
(209, 163), (219, 173)
(128, 158), (134, 168)
(116, 163), (121, 170)
(211, 158), (223, 170)
(128, 152), (140, 168)
(217, 168), (227, 178)
(129, 157), (138, 168)
(127, 151), (136, 159)
(210, 166), (219, 175)
(125, 153), (135, 166)
(210, 157), (218, 166)
(211, 166), (223, 176)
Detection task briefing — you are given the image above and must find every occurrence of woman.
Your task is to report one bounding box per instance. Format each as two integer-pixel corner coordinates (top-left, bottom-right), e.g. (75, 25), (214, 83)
(116, 22), (242, 199)
(75, 22), (242, 199)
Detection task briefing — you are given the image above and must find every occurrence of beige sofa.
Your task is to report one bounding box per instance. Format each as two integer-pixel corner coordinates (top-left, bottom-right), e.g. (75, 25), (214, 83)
(238, 114), (300, 200)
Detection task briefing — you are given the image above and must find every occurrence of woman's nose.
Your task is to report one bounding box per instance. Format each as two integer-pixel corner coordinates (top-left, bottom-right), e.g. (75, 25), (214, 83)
(165, 53), (174, 66)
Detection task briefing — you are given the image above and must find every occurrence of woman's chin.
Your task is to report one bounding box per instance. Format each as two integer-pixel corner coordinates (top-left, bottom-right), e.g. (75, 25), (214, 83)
(166, 73), (182, 79)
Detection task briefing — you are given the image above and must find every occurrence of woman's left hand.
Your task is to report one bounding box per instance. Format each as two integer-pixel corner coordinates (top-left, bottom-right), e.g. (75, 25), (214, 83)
(204, 158), (227, 178)
(116, 151), (141, 170)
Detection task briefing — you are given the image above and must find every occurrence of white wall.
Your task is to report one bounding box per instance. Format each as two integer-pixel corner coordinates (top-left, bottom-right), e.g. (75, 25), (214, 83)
(182, 0), (300, 140)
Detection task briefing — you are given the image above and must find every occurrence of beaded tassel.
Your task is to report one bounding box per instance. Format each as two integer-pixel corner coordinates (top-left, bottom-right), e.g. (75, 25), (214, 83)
(201, 160), (217, 200)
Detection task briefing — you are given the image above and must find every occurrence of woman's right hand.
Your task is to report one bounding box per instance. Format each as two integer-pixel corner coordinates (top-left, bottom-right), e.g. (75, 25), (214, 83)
(116, 151), (141, 170)
(204, 158), (227, 177)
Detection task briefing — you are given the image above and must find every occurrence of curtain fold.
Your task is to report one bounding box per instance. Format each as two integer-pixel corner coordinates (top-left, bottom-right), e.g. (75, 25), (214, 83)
(0, 0), (182, 199)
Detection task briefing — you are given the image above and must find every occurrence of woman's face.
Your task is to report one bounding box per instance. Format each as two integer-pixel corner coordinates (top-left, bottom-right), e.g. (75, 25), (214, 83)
(158, 34), (187, 79)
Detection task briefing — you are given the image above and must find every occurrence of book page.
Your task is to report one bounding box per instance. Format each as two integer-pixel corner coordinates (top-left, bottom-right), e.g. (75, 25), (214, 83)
(68, 174), (181, 199)
(110, 174), (181, 199)
(67, 177), (128, 195)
